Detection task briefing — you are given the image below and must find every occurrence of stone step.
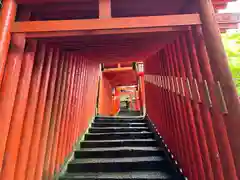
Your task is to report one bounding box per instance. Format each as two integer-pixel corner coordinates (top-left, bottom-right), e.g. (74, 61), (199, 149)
(59, 171), (177, 180)
(92, 122), (147, 128)
(80, 139), (157, 148)
(89, 127), (149, 133)
(94, 118), (145, 123)
(67, 156), (173, 173)
(75, 146), (165, 158)
(84, 132), (154, 140)
(95, 116), (142, 121)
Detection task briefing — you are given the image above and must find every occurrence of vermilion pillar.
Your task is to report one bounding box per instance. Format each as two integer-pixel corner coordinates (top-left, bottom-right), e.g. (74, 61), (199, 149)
(34, 48), (60, 180)
(185, 30), (224, 180)
(0, 0), (17, 88)
(25, 46), (53, 180)
(61, 56), (77, 161)
(139, 75), (145, 114)
(14, 43), (46, 180)
(193, 26), (237, 180)
(0, 33), (26, 173)
(198, 0), (240, 178)
(1, 40), (37, 180)
(0, 5), (32, 173)
(55, 54), (73, 171)
(47, 53), (69, 180)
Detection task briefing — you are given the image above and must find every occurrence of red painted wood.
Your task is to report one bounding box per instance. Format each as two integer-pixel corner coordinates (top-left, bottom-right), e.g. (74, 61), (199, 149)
(61, 56), (77, 161)
(0, 0), (17, 89)
(193, 26), (238, 180)
(185, 29), (225, 180)
(198, 1), (240, 177)
(14, 43), (46, 180)
(99, 0), (111, 19)
(164, 48), (188, 176)
(63, 56), (77, 157)
(0, 33), (26, 173)
(55, 54), (73, 171)
(25, 46), (54, 180)
(1, 1), (239, 179)
(47, 53), (69, 179)
(74, 59), (85, 140)
(0, 40), (37, 180)
(178, 35), (214, 180)
(165, 45), (193, 178)
(0, 6), (32, 174)
(68, 58), (80, 150)
(34, 48), (60, 180)
(77, 60), (87, 136)
(42, 52), (66, 179)
(171, 42), (203, 180)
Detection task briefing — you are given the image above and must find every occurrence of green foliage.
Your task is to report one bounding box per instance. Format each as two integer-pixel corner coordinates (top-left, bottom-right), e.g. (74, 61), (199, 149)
(221, 31), (240, 95)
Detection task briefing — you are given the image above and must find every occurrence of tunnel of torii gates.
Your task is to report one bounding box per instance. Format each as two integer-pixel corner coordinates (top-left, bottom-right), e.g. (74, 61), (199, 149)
(0, 0), (240, 180)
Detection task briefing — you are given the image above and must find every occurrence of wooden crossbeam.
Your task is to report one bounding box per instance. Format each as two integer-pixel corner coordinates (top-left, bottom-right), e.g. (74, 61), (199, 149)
(104, 67), (133, 72)
(11, 14), (201, 38)
(99, 0), (111, 19)
(24, 27), (189, 38)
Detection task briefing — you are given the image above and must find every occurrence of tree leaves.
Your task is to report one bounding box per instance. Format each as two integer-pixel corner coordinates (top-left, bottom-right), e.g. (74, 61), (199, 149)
(222, 31), (240, 95)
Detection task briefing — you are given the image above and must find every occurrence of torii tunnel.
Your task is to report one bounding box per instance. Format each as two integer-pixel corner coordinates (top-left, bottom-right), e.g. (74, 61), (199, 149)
(0, 0), (240, 179)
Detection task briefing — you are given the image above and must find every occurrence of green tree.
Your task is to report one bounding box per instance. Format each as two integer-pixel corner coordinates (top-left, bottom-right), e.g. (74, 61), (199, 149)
(222, 31), (240, 95)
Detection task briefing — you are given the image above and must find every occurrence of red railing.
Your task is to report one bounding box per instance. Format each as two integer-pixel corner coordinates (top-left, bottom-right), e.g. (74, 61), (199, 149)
(144, 26), (239, 180)
(0, 42), (100, 180)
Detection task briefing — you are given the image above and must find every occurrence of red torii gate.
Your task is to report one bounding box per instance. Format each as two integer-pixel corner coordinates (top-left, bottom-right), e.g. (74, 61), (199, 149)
(1, 0), (240, 180)
(216, 13), (240, 32)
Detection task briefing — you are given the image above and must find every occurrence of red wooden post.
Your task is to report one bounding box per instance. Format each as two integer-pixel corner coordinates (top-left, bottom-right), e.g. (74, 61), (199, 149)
(185, 29), (225, 180)
(192, 25), (238, 180)
(0, 0), (17, 88)
(0, 40), (37, 180)
(55, 54), (73, 170)
(165, 45), (191, 177)
(74, 58), (84, 140)
(25, 46), (54, 180)
(61, 55), (77, 162)
(64, 56), (77, 156)
(74, 58), (83, 142)
(161, 51), (177, 154)
(42, 51), (65, 180)
(99, 0), (111, 19)
(0, 6), (33, 174)
(198, 0), (240, 178)
(72, 57), (82, 144)
(76, 59), (86, 136)
(34, 48), (60, 180)
(0, 33), (26, 173)
(80, 59), (87, 132)
(170, 42), (201, 180)
(156, 56), (166, 138)
(164, 47), (187, 175)
(68, 57), (79, 150)
(81, 61), (89, 128)
(134, 89), (140, 111)
(14, 43), (46, 180)
(47, 53), (69, 179)
(0, 5), (32, 171)
(175, 38), (208, 179)
(83, 62), (90, 123)
(178, 35), (214, 180)
(158, 57), (168, 141)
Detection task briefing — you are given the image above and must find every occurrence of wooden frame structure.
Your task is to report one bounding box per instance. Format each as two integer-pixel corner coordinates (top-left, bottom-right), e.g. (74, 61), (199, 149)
(0, 0), (240, 179)
(11, 14), (200, 37)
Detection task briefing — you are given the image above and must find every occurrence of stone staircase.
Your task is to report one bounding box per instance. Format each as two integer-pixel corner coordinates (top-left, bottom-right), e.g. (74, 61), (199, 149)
(59, 116), (184, 179)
